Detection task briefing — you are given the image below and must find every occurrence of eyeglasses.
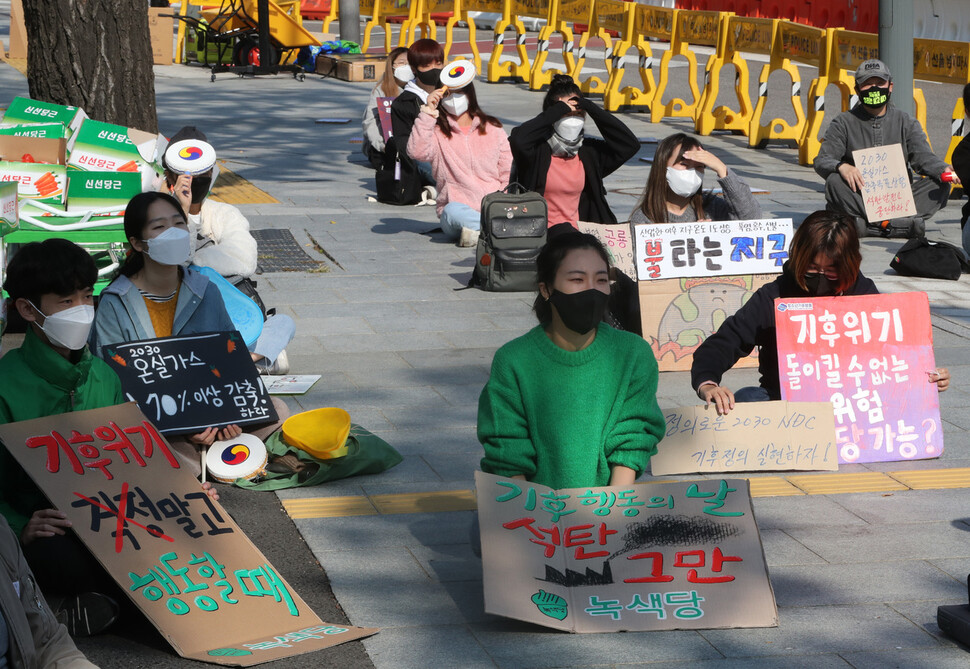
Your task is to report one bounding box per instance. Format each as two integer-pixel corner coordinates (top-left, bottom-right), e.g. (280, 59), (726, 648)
(804, 270), (839, 280)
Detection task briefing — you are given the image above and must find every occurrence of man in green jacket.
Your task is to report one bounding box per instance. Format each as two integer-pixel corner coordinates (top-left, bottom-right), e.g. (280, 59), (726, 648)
(0, 239), (123, 636)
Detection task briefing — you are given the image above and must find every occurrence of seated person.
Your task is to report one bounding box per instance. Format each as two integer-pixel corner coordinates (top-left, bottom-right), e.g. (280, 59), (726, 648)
(0, 238), (217, 636)
(631, 132), (761, 224)
(478, 229), (665, 490)
(362, 47), (410, 170)
(949, 82), (970, 255)
(90, 192), (289, 476)
(691, 210), (950, 414)
(0, 515), (97, 666)
(813, 59), (959, 238)
(511, 74), (638, 226)
(162, 126), (294, 374)
(407, 73), (512, 246)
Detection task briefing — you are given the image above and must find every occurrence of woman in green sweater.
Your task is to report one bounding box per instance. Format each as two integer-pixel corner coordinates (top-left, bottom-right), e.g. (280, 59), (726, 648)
(477, 228), (666, 490)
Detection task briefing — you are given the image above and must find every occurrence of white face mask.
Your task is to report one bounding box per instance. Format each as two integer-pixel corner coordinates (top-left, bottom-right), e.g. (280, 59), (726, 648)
(553, 115), (586, 141)
(666, 166), (704, 198)
(28, 302), (95, 351)
(440, 92), (469, 117)
(144, 226), (191, 266)
(393, 64), (413, 83)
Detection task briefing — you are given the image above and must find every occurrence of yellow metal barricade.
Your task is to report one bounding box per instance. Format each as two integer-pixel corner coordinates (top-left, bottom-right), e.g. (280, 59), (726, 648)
(748, 20), (823, 149)
(361, 0), (417, 53)
(568, 0), (631, 96)
(557, 0), (592, 87)
(528, 0), (566, 90)
(322, 1), (338, 33)
(652, 10), (726, 124)
(486, 0), (531, 82)
(602, 3), (674, 112)
(914, 38), (970, 165)
(403, 0), (437, 45)
(695, 16), (774, 136)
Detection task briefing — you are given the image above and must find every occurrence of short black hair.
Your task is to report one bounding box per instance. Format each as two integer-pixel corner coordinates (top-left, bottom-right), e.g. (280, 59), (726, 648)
(3, 238), (97, 304)
(543, 74), (583, 111)
(533, 225), (611, 324)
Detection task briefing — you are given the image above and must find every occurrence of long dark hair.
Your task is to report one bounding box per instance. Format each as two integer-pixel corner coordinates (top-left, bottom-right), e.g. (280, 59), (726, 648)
(788, 210), (861, 293)
(533, 227), (612, 324)
(542, 74), (582, 110)
(635, 133), (706, 224)
(117, 191), (187, 278)
(435, 82), (503, 138)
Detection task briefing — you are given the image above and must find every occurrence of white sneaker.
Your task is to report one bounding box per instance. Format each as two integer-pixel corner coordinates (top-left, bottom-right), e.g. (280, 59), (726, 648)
(257, 349), (289, 375)
(458, 227), (480, 248)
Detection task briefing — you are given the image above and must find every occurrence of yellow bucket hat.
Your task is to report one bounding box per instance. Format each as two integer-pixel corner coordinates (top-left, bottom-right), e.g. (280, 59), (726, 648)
(282, 407), (351, 460)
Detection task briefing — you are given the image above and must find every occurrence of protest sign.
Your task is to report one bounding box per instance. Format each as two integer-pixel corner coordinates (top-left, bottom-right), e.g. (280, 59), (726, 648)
(0, 403), (376, 665)
(650, 401), (838, 475)
(775, 292), (942, 464)
(475, 471), (777, 632)
(104, 332), (277, 435)
(376, 96), (394, 142)
(852, 144), (917, 223)
(577, 221), (636, 280)
(639, 274), (776, 372)
(633, 219), (793, 281)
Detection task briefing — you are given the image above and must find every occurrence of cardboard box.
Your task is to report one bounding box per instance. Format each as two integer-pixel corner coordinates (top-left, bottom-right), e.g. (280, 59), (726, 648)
(0, 135), (68, 206)
(67, 118), (164, 191)
(1, 97), (87, 136)
(315, 53), (387, 82)
(67, 171), (141, 213)
(0, 182), (19, 235)
(148, 7), (174, 65)
(0, 123), (68, 139)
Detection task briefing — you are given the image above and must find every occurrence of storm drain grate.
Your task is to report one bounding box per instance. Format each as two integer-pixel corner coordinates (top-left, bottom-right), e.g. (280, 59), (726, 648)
(252, 229), (324, 273)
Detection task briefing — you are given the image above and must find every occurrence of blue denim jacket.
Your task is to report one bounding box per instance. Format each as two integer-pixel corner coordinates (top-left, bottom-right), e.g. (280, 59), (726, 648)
(90, 267), (234, 359)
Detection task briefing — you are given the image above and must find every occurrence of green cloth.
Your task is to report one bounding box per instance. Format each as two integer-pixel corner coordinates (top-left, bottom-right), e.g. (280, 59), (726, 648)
(233, 424), (402, 491)
(478, 323), (665, 490)
(0, 328), (124, 536)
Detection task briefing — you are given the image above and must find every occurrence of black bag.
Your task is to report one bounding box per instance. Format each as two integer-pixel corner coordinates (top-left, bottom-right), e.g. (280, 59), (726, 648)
(471, 183), (548, 291)
(890, 236), (970, 281)
(375, 137), (422, 205)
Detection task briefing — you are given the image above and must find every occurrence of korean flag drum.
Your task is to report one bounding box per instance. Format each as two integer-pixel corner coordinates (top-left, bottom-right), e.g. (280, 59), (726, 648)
(440, 59), (476, 89)
(164, 139), (217, 175)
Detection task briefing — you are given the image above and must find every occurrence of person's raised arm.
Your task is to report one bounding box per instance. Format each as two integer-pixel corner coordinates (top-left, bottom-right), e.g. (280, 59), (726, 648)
(578, 97), (638, 174)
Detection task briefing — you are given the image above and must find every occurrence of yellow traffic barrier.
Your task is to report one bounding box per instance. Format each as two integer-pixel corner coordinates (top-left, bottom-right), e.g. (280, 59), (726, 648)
(486, 0), (531, 82)
(695, 16), (775, 136)
(602, 3), (675, 112)
(528, 0), (567, 90)
(557, 0), (592, 87)
(567, 0), (631, 96)
(652, 10), (726, 124)
(914, 38), (970, 164)
(321, 1), (338, 33)
(748, 20), (823, 150)
(360, 0), (418, 53)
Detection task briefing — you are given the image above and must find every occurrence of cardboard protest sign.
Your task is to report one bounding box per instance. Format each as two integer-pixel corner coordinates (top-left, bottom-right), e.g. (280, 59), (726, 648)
(775, 292), (942, 464)
(852, 144), (917, 222)
(475, 471), (777, 632)
(0, 403), (377, 665)
(639, 274), (776, 372)
(104, 332), (277, 435)
(376, 96), (394, 142)
(577, 221), (636, 280)
(651, 401), (838, 475)
(633, 219), (793, 281)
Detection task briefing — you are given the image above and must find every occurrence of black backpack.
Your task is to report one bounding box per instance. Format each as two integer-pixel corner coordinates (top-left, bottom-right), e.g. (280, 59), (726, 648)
(890, 236), (970, 281)
(470, 183), (548, 291)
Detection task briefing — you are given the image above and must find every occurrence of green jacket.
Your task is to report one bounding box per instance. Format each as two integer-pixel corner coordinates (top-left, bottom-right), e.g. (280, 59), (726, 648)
(0, 328), (124, 538)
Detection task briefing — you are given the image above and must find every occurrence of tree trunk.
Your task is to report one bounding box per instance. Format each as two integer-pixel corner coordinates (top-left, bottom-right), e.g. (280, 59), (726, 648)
(22, 0), (158, 133)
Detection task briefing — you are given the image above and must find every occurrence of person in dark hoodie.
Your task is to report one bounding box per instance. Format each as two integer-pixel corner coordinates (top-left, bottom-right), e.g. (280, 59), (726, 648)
(691, 210), (950, 414)
(509, 74), (637, 226)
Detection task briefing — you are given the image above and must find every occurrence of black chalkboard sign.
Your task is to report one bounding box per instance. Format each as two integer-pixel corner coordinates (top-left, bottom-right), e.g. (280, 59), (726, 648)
(103, 331), (278, 435)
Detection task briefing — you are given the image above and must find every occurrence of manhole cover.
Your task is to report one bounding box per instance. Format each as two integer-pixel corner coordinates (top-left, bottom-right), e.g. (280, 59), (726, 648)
(251, 229), (324, 273)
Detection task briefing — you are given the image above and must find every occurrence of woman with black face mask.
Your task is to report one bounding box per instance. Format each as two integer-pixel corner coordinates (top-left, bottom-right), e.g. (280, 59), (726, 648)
(477, 228), (665, 491)
(691, 210), (951, 413)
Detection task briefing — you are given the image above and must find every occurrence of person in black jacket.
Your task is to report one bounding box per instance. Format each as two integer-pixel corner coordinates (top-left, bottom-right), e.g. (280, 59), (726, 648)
(509, 74), (637, 226)
(691, 210), (951, 414)
(951, 82), (970, 255)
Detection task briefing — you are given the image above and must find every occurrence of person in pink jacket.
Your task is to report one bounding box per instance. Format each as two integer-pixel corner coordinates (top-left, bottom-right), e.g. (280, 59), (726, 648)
(407, 74), (512, 247)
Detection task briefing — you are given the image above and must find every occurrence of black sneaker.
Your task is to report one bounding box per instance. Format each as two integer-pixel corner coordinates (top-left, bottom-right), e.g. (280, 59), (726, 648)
(53, 592), (120, 637)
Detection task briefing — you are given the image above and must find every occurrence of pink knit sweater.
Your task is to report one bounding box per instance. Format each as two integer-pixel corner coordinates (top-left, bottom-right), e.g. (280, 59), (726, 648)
(407, 111), (512, 216)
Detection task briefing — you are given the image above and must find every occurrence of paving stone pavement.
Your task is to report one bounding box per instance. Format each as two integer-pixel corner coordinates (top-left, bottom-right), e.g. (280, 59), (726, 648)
(5, 21), (970, 666)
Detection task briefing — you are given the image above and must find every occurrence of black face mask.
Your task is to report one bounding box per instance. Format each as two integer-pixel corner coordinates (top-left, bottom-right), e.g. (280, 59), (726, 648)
(415, 67), (442, 86)
(549, 289), (609, 335)
(859, 85), (891, 109)
(803, 273), (837, 297)
(190, 176), (212, 204)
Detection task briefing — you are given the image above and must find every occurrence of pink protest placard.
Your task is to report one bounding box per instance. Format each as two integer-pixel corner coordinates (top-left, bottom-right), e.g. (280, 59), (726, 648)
(774, 292), (942, 464)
